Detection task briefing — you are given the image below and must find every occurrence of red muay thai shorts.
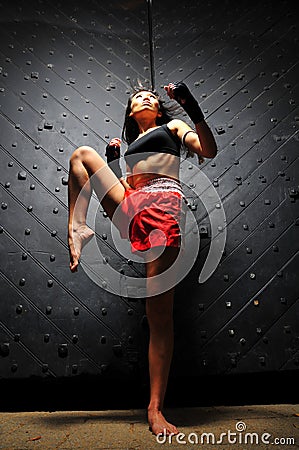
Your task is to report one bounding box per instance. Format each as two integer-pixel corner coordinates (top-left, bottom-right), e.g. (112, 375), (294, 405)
(116, 177), (186, 253)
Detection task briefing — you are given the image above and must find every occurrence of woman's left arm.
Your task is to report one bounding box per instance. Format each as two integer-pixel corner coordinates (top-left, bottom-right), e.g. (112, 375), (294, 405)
(171, 118), (217, 159)
(165, 82), (217, 159)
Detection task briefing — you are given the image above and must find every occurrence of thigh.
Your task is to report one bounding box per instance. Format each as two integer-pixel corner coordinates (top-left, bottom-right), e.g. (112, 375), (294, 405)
(100, 178), (126, 222)
(145, 246), (180, 298)
(145, 246), (179, 276)
(79, 146), (126, 220)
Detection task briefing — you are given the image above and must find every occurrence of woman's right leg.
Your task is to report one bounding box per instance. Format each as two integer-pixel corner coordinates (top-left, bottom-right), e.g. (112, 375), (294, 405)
(68, 145), (125, 272)
(145, 247), (179, 436)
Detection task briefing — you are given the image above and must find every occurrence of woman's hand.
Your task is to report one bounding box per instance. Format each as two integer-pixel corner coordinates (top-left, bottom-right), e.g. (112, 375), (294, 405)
(105, 138), (121, 162)
(164, 82), (190, 104)
(105, 138), (122, 178)
(164, 83), (176, 100)
(164, 82), (204, 124)
(109, 138), (121, 147)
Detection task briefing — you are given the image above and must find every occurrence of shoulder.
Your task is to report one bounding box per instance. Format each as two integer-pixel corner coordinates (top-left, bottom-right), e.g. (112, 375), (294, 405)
(166, 119), (186, 130)
(166, 119), (193, 140)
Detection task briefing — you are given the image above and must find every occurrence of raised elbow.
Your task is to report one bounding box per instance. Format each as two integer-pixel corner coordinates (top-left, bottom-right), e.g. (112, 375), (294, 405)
(209, 144), (218, 158)
(202, 143), (217, 159)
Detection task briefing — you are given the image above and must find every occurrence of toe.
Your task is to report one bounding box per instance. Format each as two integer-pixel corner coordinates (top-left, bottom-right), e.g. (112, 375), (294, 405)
(70, 255), (79, 272)
(170, 424), (179, 435)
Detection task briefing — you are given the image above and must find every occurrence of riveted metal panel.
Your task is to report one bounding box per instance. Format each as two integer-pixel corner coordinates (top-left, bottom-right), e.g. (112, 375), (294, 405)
(0, 0), (298, 388)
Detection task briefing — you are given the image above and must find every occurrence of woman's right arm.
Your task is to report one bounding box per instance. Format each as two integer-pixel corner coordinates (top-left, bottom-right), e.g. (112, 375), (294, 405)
(117, 161), (133, 190)
(119, 176), (132, 190)
(106, 138), (133, 189)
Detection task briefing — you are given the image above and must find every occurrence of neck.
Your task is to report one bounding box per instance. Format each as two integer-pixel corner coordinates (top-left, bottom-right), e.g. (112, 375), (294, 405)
(136, 118), (158, 134)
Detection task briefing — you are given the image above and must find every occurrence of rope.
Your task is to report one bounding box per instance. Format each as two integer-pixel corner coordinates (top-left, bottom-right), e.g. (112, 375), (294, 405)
(146, 0), (155, 90)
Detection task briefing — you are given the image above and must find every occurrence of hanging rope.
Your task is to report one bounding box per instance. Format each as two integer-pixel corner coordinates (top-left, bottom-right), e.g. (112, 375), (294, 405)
(146, 0), (155, 90)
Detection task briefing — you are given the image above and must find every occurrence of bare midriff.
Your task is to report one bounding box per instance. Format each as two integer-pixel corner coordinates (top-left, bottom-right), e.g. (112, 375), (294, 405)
(128, 152), (180, 189)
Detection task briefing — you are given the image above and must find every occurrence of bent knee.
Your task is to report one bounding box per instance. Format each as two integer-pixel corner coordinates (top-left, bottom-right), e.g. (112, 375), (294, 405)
(70, 145), (98, 162)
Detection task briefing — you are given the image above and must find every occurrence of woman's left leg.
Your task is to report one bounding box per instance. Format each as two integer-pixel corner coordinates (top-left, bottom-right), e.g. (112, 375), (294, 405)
(145, 247), (179, 436)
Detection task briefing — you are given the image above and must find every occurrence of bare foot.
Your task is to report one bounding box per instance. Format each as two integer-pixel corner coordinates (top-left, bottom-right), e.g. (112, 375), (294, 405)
(148, 409), (179, 436)
(68, 224), (94, 272)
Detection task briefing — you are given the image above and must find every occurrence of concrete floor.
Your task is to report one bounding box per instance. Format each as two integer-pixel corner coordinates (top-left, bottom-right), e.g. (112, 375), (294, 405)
(0, 404), (298, 450)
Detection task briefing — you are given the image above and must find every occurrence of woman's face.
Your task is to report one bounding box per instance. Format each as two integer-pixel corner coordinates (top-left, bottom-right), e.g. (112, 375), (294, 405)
(129, 91), (161, 119)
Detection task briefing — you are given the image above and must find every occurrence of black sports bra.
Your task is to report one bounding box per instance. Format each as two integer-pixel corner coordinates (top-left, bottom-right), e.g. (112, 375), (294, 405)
(124, 124), (181, 168)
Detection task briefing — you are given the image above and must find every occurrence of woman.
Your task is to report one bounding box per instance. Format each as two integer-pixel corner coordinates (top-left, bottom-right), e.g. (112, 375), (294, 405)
(67, 81), (217, 435)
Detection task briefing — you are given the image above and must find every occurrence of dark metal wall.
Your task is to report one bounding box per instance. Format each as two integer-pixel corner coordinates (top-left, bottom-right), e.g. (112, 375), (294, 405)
(0, 0), (298, 385)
